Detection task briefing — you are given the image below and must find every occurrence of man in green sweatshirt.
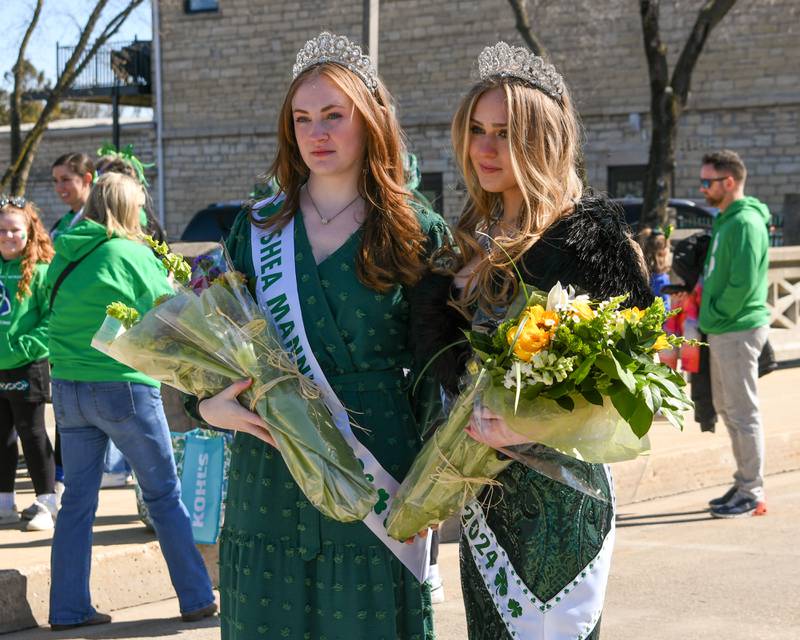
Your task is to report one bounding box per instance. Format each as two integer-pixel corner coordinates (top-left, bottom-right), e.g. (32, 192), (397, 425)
(698, 150), (770, 519)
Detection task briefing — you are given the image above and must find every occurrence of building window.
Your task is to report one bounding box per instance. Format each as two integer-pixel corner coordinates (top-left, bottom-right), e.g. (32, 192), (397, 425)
(185, 0), (219, 13)
(419, 172), (444, 211)
(607, 165), (647, 198)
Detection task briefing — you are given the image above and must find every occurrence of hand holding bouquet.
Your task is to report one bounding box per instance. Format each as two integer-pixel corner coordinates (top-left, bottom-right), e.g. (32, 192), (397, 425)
(93, 247), (377, 523)
(385, 282), (694, 540)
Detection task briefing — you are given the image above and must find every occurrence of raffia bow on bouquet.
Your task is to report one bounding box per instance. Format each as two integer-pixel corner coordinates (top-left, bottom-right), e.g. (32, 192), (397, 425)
(92, 245), (376, 523)
(385, 282), (695, 541)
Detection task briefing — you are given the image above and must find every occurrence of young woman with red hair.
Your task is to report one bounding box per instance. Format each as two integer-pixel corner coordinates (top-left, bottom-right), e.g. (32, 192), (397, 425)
(0, 196), (56, 531)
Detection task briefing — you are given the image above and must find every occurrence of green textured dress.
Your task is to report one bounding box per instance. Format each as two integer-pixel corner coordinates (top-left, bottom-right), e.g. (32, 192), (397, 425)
(219, 205), (448, 640)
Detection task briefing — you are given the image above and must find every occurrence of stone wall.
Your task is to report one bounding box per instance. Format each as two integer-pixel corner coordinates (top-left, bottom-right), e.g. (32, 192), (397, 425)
(4, 1), (797, 233)
(133, 0), (800, 230)
(0, 118), (155, 230)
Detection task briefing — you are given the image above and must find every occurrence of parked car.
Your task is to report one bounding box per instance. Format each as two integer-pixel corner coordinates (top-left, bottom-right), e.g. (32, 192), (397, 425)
(612, 197), (717, 233)
(179, 200), (244, 242)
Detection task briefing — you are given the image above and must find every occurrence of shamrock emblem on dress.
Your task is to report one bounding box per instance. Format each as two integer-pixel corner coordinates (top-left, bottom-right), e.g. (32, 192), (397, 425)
(494, 567), (508, 596)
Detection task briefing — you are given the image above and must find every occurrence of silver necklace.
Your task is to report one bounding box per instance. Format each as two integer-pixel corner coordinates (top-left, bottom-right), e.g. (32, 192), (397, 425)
(305, 184), (361, 225)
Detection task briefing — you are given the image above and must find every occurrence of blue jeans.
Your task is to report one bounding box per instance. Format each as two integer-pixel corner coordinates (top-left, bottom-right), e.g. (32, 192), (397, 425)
(104, 439), (131, 475)
(49, 380), (214, 625)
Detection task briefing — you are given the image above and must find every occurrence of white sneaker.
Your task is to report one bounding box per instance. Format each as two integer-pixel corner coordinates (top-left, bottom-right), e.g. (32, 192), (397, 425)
(55, 481), (65, 510)
(0, 507), (20, 525)
(20, 502), (39, 521)
(25, 502), (54, 531)
(429, 580), (445, 604)
(101, 472), (131, 488)
(426, 565), (445, 604)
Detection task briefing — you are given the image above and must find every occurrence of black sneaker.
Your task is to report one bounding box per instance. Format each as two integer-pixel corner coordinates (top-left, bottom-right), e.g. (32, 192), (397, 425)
(51, 612), (111, 631)
(710, 496), (767, 519)
(708, 486), (737, 508)
(181, 602), (217, 622)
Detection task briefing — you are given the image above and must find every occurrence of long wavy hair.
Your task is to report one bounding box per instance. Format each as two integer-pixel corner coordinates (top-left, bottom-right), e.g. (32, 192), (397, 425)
(451, 75), (583, 313)
(83, 173), (144, 239)
(257, 62), (426, 292)
(0, 200), (54, 301)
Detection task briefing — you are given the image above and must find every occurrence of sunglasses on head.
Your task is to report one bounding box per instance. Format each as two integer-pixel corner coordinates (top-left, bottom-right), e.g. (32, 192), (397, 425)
(700, 177), (728, 189)
(0, 195), (26, 209)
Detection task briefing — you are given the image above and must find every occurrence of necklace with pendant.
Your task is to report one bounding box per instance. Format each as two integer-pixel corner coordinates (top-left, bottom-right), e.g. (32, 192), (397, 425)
(305, 184), (361, 225)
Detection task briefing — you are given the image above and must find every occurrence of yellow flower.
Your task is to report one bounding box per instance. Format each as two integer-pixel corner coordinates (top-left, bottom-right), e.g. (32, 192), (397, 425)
(621, 307), (645, 324)
(652, 334), (671, 351)
(570, 300), (594, 321)
(506, 305), (559, 361)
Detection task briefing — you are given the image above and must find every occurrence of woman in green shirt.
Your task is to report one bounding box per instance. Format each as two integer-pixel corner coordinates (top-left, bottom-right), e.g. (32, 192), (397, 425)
(195, 32), (448, 640)
(0, 196), (55, 531)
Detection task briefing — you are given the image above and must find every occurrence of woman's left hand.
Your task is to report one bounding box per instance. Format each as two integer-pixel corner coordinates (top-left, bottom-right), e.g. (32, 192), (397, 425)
(465, 404), (531, 449)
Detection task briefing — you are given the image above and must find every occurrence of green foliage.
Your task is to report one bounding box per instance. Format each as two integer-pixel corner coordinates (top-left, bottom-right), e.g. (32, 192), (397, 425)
(106, 301), (140, 328)
(143, 235), (191, 284)
(464, 285), (696, 441)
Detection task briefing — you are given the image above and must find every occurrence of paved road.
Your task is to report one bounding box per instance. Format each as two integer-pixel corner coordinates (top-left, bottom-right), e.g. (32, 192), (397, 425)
(10, 470), (799, 639)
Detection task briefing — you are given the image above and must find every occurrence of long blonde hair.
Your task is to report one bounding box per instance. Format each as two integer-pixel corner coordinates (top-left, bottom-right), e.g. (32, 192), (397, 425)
(83, 172), (143, 238)
(258, 62), (427, 292)
(451, 75), (583, 312)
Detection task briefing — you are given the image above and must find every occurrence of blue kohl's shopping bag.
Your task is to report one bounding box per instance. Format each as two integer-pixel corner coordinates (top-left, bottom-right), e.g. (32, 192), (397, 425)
(180, 429), (226, 544)
(135, 428), (231, 544)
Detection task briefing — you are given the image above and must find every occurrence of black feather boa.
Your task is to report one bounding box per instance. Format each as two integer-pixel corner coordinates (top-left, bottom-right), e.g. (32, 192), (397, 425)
(409, 195), (654, 394)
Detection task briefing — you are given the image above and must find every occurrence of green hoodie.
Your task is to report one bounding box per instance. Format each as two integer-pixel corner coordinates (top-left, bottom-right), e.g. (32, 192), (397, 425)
(47, 218), (172, 386)
(699, 196), (771, 334)
(0, 258), (50, 369)
(50, 210), (79, 241)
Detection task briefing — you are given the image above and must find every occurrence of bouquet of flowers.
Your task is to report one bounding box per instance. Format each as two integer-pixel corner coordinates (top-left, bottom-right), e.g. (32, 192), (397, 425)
(385, 282), (693, 541)
(92, 246), (377, 523)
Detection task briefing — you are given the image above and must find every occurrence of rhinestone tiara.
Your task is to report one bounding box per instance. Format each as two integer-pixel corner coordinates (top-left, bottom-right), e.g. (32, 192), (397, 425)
(292, 31), (378, 93)
(477, 42), (565, 100)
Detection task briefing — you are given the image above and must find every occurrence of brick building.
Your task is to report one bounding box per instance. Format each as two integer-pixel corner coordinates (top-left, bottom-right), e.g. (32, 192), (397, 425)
(4, 0), (798, 237)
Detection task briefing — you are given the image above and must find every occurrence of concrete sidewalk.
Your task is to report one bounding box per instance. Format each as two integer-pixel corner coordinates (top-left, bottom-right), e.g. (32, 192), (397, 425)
(1, 367), (798, 635)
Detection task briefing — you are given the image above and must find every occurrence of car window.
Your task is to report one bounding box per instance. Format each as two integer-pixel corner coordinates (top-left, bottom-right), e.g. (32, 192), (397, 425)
(180, 206), (241, 242)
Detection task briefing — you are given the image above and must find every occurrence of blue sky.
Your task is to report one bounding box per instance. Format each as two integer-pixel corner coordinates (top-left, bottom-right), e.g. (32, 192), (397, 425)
(1, 0), (152, 90)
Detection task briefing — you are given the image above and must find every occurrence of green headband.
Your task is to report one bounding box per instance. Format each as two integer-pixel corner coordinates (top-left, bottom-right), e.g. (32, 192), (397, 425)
(97, 142), (155, 187)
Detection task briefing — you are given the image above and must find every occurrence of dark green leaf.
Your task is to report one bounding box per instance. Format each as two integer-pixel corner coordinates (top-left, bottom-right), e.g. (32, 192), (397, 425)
(555, 395), (575, 411)
(580, 387), (604, 406)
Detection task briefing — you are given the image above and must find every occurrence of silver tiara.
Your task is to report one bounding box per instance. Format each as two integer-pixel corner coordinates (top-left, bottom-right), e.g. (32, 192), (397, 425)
(292, 31), (378, 93)
(477, 42), (565, 100)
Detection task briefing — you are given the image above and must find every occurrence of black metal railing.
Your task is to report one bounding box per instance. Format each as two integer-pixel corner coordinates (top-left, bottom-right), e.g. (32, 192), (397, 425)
(56, 39), (151, 91)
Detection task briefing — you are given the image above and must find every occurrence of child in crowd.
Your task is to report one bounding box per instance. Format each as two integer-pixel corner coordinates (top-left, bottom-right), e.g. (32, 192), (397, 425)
(0, 195), (57, 531)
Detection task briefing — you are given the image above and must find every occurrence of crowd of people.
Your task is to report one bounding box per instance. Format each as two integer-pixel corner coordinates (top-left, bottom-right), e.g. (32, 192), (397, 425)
(0, 30), (772, 639)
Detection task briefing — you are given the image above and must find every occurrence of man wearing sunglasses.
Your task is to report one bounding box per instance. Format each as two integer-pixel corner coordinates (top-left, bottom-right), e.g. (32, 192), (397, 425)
(698, 150), (771, 518)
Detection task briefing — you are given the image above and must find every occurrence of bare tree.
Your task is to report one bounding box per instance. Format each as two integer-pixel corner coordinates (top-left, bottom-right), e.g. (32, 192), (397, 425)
(639, 0), (737, 228)
(507, 0), (549, 58)
(2, 0), (145, 195)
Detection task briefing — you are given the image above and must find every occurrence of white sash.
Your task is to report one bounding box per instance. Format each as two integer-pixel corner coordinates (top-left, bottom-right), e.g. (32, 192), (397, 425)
(463, 465), (615, 639)
(250, 207), (430, 583)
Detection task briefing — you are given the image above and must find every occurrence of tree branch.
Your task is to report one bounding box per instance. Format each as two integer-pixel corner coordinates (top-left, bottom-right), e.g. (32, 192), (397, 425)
(2, 0), (145, 193)
(671, 0), (737, 104)
(9, 0), (43, 176)
(639, 0), (669, 97)
(507, 0), (549, 58)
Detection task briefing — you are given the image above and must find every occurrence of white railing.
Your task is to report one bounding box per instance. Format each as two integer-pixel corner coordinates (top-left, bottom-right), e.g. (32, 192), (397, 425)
(767, 246), (800, 361)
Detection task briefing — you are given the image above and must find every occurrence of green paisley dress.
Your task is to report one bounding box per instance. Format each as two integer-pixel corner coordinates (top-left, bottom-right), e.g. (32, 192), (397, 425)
(460, 459), (613, 639)
(219, 205), (448, 640)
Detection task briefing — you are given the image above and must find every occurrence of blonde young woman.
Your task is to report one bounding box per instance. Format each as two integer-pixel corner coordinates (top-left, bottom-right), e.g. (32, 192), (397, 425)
(414, 43), (652, 639)
(192, 32), (448, 640)
(47, 172), (215, 630)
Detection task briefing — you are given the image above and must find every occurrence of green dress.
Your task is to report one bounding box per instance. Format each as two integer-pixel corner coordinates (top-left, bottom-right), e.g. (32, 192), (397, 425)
(219, 205), (448, 640)
(460, 460), (613, 639)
